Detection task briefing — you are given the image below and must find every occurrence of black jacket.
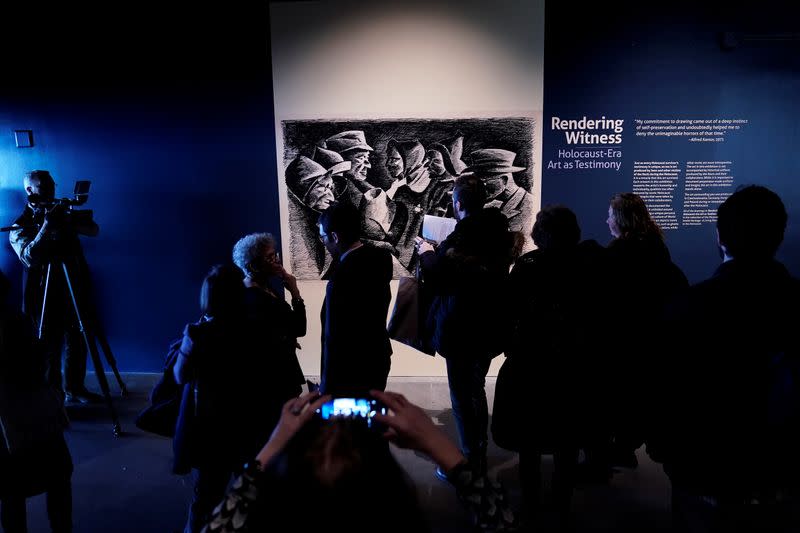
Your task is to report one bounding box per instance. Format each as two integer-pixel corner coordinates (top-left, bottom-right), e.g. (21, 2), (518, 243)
(493, 240), (608, 452)
(657, 258), (800, 496)
(173, 291), (306, 472)
(320, 245), (393, 396)
(0, 301), (72, 498)
(421, 207), (514, 359)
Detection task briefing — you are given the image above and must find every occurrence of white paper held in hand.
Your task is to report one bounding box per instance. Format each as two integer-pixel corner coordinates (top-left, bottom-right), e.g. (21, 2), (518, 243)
(421, 215), (457, 244)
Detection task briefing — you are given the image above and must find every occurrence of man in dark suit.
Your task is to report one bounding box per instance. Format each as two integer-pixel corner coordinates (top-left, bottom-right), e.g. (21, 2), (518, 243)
(656, 185), (800, 532)
(318, 202), (393, 397)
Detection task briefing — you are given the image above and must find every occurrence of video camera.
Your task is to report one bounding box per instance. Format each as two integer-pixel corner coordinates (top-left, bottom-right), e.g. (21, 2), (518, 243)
(29, 180), (91, 211)
(0, 180), (94, 234)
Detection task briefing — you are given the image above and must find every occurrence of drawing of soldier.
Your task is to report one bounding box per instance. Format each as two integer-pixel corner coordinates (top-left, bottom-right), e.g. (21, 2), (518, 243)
(285, 155), (350, 277)
(323, 130), (376, 209)
(464, 148), (534, 235)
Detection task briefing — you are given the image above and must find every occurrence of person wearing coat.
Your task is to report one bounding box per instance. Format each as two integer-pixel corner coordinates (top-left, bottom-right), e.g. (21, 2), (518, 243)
(655, 186), (800, 532)
(0, 269), (73, 533)
(173, 250), (306, 533)
(492, 206), (607, 529)
(419, 175), (516, 479)
(602, 192), (688, 470)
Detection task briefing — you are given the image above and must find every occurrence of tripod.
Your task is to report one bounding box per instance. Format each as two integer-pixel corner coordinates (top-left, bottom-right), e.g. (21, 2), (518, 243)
(40, 259), (128, 436)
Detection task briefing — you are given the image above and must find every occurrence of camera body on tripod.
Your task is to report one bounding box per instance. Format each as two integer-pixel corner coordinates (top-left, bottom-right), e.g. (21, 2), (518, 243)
(29, 180), (92, 231)
(0, 181), (93, 235)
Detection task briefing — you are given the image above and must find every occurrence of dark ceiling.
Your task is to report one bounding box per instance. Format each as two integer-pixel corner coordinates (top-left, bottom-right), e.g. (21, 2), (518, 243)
(1, 3), (272, 91)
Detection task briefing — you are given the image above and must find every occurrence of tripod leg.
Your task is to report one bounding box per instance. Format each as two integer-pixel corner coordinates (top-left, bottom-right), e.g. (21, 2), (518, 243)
(85, 331), (123, 437)
(60, 262), (123, 437)
(38, 263), (53, 340)
(94, 324), (129, 397)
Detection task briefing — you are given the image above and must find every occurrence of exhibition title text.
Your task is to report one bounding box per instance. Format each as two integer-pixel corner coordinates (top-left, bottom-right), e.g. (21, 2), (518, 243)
(552, 116), (624, 144)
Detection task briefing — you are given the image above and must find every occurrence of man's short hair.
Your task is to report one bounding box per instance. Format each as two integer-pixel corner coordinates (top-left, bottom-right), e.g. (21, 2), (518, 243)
(24, 170), (54, 188)
(453, 175), (487, 215)
(232, 232), (276, 276)
(532, 205), (581, 250)
(319, 202), (361, 247)
(717, 185), (787, 259)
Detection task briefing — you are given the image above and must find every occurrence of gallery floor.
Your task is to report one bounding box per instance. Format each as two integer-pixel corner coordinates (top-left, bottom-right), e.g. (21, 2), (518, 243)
(23, 376), (673, 532)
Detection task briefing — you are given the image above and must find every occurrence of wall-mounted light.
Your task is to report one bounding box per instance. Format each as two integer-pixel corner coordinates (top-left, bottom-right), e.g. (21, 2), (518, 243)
(14, 130), (34, 148)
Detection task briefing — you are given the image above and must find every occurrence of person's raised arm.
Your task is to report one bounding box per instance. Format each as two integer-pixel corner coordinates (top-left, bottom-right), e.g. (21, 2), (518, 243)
(274, 264), (306, 337)
(371, 389), (519, 531)
(9, 214), (53, 268)
(254, 391), (329, 469)
(371, 389), (465, 472)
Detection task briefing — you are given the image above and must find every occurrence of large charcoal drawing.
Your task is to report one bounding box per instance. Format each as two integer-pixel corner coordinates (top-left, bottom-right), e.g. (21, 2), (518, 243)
(282, 118), (535, 279)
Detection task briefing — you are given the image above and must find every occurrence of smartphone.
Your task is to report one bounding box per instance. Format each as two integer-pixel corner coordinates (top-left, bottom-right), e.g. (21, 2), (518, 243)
(315, 397), (387, 429)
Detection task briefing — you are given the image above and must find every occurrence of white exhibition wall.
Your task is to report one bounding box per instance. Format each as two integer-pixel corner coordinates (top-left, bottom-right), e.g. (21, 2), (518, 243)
(270, 0), (545, 376)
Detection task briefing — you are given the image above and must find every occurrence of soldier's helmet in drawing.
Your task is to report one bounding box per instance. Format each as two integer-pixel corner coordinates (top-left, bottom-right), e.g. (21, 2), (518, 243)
(324, 130), (374, 154)
(463, 149), (526, 177)
(285, 155), (344, 207)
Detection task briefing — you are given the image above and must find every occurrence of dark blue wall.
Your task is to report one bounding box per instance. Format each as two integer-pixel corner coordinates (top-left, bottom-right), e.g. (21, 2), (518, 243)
(1, 5), (278, 371)
(542, 3), (800, 283)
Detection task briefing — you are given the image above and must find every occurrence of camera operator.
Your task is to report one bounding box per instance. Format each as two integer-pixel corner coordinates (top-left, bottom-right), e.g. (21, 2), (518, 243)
(8, 170), (101, 405)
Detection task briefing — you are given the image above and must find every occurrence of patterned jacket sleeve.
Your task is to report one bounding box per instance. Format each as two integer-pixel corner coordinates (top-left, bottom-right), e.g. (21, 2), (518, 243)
(202, 462), (265, 533)
(202, 459), (519, 532)
(9, 214), (49, 268)
(445, 462), (519, 531)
